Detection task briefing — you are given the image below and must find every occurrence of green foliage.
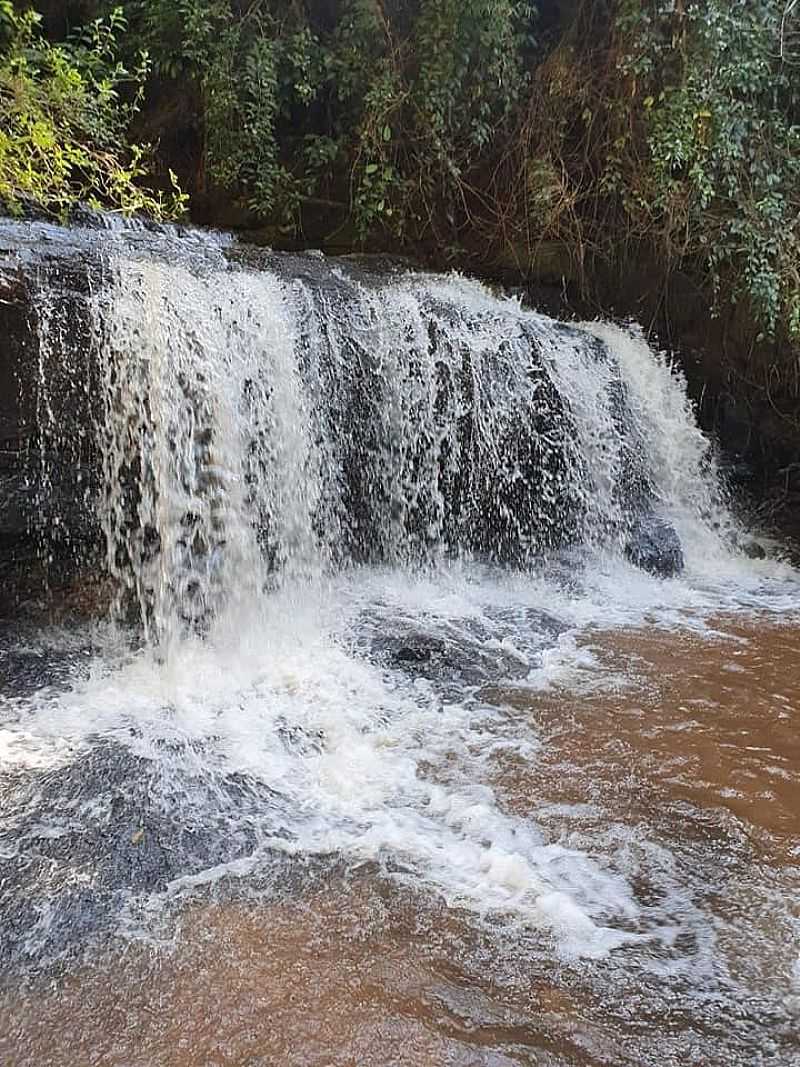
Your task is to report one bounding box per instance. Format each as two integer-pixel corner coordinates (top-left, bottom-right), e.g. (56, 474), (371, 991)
(613, 0), (800, 344)
(0, 3), (185, 219)
(5, 0), (798, 369)
(125, 0), (535, 238)
(481, 0), (800, 362)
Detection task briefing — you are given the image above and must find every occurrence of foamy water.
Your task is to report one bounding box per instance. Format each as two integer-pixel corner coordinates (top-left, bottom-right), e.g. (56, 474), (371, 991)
(2, 553), (798, 966)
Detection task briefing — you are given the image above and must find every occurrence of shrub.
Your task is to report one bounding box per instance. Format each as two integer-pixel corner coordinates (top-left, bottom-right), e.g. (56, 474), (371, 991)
(0, 2), (185, 218)
(126, 0), (535, 238)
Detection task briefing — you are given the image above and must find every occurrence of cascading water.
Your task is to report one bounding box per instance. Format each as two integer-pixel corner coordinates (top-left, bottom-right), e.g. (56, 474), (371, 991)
(1, 220), (798, 1067)
(67, 235), (732, 643)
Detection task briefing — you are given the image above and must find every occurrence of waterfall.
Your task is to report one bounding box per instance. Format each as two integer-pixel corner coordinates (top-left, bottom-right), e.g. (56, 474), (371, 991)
(2, 218), (769, 973)
(10, 222), (733, 643)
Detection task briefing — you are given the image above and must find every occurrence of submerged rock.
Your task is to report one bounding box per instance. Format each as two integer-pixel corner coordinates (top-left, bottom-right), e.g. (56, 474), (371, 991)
(393, 637), (447, 664)
(0, 738), (293, 972)
(366, 606), (568, 692)
(625, 514), (685, 578)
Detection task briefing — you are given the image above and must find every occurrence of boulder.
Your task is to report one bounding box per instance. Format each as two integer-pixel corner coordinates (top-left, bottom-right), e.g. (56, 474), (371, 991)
(625, 513), (685, 578)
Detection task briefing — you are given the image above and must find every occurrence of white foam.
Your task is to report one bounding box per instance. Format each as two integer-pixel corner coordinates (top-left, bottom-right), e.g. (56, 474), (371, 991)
(5, 554), (799, 962)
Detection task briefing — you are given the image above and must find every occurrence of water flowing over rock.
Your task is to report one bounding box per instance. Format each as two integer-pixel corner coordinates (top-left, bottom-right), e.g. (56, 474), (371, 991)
(5, 219), (800, 1067)
(0, 217), (736, 628)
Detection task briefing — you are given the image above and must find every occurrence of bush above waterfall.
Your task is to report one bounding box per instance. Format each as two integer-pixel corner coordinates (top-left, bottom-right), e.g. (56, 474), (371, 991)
(123, 0), (535, 242)
(86, 1), (796, 353)
(0, 3), (185, 219)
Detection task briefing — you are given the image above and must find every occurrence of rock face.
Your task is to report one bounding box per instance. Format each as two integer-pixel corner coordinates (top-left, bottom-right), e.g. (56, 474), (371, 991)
(302, 285), (585, 565)
(0, 272), (32, 576)
(0, 226), (102, 606)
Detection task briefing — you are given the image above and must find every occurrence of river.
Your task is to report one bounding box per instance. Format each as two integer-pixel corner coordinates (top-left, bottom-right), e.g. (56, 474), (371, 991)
(0, 220), (798, 1065)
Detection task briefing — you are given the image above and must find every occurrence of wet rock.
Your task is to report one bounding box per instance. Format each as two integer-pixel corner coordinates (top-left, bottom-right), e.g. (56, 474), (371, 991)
(0, 225), (590, 607)
(0, 242), (103, 608)
(625, 514), (685, 578)
(0, 739), (293, 972)
(0, 270), (34, 564)
(365, 607), (568, 692)
(741, 538), (767, 560)
(0, 215), (706, 608)
(393, 637), (447, 664)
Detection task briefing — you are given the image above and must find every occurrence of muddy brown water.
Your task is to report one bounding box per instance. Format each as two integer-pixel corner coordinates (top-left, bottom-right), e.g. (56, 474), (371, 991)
(2, 616), (799, 1066)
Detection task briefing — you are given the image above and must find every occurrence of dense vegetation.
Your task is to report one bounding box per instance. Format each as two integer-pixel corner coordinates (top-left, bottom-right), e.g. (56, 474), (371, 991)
(0, 1), (184, 217)
(2, 1), (800, 504)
